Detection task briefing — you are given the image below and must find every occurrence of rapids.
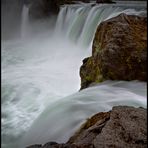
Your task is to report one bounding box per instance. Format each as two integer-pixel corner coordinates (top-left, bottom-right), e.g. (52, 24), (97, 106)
(1, 1), (147, 148)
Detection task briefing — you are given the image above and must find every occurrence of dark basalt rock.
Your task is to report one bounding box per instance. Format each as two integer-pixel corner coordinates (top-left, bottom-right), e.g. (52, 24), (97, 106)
(80, 13), (147, 89)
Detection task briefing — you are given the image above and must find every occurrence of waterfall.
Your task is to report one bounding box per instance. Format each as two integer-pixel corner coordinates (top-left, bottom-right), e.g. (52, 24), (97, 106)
(1, 0), (24, 40)
(21, 4), (30, 38)
(2, 1), (147, 148)
(20, 80), (146, 147)
(55, 2), (146, 47)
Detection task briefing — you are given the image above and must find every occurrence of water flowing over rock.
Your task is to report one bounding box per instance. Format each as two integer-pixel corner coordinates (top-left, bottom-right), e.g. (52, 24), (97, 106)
(2, 1), (147, 148)
(2, 0), (24, 39)
(28, 0), (90, 20)
(80, 13), (147, 89)
(27, 106), (147, 148)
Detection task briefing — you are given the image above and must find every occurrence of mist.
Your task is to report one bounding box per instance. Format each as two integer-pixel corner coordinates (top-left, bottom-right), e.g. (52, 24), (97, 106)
(1, 1), (147, 148)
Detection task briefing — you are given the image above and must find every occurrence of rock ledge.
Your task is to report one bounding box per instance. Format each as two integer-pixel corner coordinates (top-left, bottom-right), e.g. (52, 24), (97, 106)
(27, 106), (147, 148)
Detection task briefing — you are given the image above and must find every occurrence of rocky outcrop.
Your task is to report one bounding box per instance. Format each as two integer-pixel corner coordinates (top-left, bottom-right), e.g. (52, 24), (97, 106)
(27, 106), (147, 148)
(80, 13), (147, 89)
(68, 106), (147, 148)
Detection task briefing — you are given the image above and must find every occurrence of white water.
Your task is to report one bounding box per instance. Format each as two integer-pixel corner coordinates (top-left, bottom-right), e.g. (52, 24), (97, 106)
(21, 5), (30, 38)
(21, 80), (146, 147)
(55, 2), (146, 47)
(2, 2), (147, 148)
(2, 34), (90, 148)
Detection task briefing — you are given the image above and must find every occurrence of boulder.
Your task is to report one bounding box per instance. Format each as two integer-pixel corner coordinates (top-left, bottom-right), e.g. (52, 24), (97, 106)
(69, 106), (147, 148)
(80, 13), (147, 89)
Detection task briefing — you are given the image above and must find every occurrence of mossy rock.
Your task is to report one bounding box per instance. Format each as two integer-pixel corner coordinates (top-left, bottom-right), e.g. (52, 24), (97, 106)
(80, 13), (147, 90)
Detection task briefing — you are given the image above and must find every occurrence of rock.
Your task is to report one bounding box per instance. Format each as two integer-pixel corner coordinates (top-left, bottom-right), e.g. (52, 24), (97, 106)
(68, 111), (110, 144)
(68, 106), (147, 148)
(80, 13), (147, 89)
(27, 106), (147, 148)
(80, 57), (104, 90)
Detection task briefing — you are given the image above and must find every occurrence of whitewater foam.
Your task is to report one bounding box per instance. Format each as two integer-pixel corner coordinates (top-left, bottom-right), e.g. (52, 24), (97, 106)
(2, 2), (147, 148)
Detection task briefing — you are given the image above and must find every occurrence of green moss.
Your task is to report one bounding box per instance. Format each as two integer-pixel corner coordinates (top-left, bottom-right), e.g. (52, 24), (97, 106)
(96, 74), (105, 83)
(95, 43), (101, 52)
(93, 40), (101, 56)
(107, 71), (115, 77)
(85, 76), (93, 81)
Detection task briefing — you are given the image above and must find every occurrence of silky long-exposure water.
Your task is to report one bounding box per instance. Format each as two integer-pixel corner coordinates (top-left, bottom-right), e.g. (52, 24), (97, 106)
(2, 1), (147, 148)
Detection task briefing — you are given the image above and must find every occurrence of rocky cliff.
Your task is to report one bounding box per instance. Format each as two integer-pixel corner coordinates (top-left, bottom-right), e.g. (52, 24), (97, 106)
(80, 13), (147, 89)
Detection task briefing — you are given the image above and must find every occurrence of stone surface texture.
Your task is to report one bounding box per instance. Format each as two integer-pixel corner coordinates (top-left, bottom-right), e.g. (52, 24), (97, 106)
(27, 106), (147, 148)
(80, 13), (147, 89)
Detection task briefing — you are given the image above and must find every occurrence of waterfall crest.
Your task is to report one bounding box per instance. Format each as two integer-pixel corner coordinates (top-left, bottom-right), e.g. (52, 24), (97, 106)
(21, 5), (30, 38)
(55, 2), (146, 47)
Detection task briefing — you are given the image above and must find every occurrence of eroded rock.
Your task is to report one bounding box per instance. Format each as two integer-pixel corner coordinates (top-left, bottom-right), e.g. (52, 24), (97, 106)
(93, 106), (147, 148)
(27, 106), (147, 148)
(80, 13), (147, 89)
(68, 106), (147, 148)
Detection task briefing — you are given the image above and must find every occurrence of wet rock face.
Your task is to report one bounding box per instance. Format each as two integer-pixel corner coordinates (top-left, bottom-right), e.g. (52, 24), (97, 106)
(80, 13), (147, 89)
(80, 57), (103, 90)
(27, 106), (147, 148)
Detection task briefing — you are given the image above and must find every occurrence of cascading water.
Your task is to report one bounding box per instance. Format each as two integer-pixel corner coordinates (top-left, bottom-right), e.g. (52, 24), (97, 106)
(55, 2), (146, 48)
(2, 1), (147, 148)
(20, 80), (147, 147)
(21, 5), (30, 38)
